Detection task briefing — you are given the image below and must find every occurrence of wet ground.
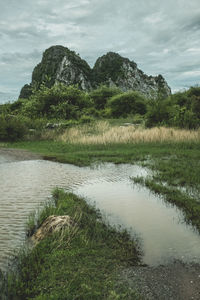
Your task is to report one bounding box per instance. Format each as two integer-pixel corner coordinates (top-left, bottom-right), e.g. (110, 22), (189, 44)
(120, 261), (200, 299)
(0, 148), (200, 298)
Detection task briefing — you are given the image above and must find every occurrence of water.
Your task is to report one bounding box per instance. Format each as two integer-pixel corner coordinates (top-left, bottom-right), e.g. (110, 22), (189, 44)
(0, 153), (200, 271)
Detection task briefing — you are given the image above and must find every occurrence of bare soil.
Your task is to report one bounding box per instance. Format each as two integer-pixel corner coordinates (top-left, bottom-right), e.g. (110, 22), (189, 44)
(0, 148), (42, 162)
(1, 148), (200, 299)
(121, 261), (200, 300)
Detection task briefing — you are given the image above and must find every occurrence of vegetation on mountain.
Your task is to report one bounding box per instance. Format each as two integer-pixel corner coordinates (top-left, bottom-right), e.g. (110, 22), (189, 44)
(92, 52), (135, 84)
(32, 45), (92, 89)
(19, 45), (171, 100)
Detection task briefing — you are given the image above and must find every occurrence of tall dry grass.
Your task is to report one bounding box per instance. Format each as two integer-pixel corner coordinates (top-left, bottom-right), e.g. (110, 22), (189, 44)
(56, 121), (200, 144)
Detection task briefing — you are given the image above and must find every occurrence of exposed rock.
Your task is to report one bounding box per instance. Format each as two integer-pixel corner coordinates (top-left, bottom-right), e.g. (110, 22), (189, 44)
(93, 52), (171, 99)
(31, 215), (74, 244)
(19, 46), (93, 98)
(19, 45), (171, 100)
(32, 46), (92, 90)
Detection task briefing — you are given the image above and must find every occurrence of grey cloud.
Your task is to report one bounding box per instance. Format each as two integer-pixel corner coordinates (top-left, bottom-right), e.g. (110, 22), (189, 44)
(0, 0), (200, 103)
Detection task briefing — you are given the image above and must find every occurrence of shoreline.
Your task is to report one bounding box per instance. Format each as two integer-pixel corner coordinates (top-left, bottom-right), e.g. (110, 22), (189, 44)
(0, 144), (200, 298)
(0, 147), (43, 162)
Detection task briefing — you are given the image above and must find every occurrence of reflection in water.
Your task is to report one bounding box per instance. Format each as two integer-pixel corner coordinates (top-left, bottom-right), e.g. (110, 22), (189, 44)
(0, 155), (200, 271)
(76, 180), (200, 265)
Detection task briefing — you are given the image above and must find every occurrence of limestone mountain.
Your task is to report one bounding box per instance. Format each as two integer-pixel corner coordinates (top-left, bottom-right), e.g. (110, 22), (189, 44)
(19, 45), (93, 98)
(19, 45), (171, 99)
(93, 52), (171, 99)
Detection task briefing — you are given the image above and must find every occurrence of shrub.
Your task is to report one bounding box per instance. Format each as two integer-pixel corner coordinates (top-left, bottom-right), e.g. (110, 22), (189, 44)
(145, 99), (170, 128)
(89, 86), (121, 110)
(20, 83), (92, 119)
(108, 91), (147, 117)
(0, 115), (27, 141)
(79, 115), (95, 124)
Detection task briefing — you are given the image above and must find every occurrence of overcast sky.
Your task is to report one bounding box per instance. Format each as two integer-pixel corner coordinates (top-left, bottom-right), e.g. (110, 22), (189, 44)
(0, 0), (200, 103)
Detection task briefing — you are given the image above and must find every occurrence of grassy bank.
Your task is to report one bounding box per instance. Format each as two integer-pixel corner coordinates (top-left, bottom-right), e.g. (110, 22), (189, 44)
(1, 123), (200, 228)
(2, 134), (200, 228)
(3, 189), (140, 299)
(1, 123), (200, 297)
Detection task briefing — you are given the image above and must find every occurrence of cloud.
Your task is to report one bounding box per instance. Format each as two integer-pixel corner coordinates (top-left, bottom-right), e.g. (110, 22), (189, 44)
(0, 0), (200, 102)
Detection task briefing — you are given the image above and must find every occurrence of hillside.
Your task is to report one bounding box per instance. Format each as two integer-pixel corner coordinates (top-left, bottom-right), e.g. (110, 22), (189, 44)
(19, 45), (171, 100)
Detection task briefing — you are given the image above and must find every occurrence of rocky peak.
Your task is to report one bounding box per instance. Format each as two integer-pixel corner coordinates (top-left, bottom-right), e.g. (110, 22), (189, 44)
(32, 45), (92, 90)
(19, 46), (171, 100)
(93, 52), (171, 99)
(19, 46), (93, 98)
(93, 52), (137, 85)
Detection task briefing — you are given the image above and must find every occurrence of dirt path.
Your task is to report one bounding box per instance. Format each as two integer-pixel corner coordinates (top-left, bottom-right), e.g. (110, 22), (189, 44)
(121, 261), (200, 299)
(0, 148), (42, 162)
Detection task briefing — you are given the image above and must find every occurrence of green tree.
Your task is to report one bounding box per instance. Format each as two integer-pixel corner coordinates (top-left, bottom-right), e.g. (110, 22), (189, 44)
(108, 91), (147, 117)
(89, 86), (121, 110)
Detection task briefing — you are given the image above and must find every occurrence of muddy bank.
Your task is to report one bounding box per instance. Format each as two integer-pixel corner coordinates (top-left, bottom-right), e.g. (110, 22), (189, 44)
(0, 148), (42, 162)
(121, 261), (200, 299)
(1, 147), (200, 298)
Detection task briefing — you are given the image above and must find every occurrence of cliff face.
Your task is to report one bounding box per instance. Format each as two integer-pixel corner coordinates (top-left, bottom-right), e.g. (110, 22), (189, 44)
(32, 45), (92, 90)
(93, 52), (171, 99)
(19, 46), (171, 99)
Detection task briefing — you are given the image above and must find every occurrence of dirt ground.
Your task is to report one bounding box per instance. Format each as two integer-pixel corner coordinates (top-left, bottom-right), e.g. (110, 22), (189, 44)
(121, 260), (200, 300)
(1, 148), (200, 299)
(0, 148), (42, 162)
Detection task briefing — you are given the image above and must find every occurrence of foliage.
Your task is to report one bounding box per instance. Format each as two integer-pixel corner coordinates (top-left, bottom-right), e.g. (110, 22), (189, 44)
(0, 115), (27, 142)
(32, 46), (92, 89)
(146, 86), (200, 129)
(108, 91), (147, 117)
(145, 98), (171, 127)
(93, 52), (137, 85)
(1, 84), (200, 130)
(17, 84), (92, 119)
(19, 84), (33, 99)
(89, 85), (121, 110)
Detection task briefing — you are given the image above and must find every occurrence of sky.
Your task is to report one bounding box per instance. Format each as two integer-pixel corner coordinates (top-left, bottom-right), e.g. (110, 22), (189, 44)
(0, 0), (200, 103)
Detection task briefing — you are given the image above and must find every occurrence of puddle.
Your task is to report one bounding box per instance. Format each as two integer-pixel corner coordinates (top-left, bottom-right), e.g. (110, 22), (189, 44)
(0, 154), (200, 271)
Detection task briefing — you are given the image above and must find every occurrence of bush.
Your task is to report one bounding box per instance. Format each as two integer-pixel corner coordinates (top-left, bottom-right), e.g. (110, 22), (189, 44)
(79, 115), (95, 124)
(145, 99), (170, 127)
(20, 83), (92, 119)
(89, 86), (121, 110)
(108, 91), (147, 117)
(0, 116), (27, 141)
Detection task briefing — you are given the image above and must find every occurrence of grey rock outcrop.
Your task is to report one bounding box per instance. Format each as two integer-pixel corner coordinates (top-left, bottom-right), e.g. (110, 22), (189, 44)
(32, 45), (92, 90)
(93, 52), (171, 99)
(19, 46), (171, 99)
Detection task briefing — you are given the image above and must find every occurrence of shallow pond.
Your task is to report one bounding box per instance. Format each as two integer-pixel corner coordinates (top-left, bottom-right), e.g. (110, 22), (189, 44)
(0, 154), (200, 271)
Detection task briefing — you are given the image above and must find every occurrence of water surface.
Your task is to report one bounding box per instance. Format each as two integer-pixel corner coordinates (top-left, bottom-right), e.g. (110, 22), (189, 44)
(0, 154), (200, 271)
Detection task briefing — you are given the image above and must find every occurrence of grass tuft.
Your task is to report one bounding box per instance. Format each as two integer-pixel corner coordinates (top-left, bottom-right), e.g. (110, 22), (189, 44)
(3, 189), (141, 299)
(56, 121), (200, 145)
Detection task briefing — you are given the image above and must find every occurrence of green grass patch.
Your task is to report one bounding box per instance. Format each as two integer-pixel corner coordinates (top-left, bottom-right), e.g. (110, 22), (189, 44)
(1, 139), (200, 237)
(3, 189), (141, 300)
(3, 140), (200, 168)
(133, 177), (200, 231)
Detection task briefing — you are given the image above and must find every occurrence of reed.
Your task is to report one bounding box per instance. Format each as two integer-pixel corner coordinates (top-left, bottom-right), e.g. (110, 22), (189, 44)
(57, 121), (200, 145)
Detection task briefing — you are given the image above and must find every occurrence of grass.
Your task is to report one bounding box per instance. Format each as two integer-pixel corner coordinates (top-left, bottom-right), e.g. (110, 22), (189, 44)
(3, 189), (141, 300)
(40, 121), (200, 144)
(2, 122), (199, 227)
(133, 177), (200, 231)
(1, 122), (200, 297)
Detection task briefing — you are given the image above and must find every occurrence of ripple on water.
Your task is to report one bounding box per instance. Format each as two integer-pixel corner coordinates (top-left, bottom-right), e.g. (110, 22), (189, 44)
(0, 157), (200, 271)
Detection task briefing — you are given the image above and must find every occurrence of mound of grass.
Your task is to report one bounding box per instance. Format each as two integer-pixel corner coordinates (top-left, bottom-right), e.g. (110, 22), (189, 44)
(4, 189), (140, 300)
